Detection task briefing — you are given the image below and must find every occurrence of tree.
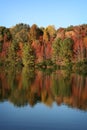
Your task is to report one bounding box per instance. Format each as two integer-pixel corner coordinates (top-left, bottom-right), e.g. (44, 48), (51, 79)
(22, 43), (35, 67)
(10, 23), (30, 44)
(43, 29), (50, 42)
(83, 36), (87, 58)
(0, 41), (3, 52)
(52, 38), (62, 63)
(52, 38), (74, 65)
(0, 26), (6, 42)
(29, 24), (43, 41)
(60, 38), (74, 63)
(46, 25), (56, 39)
(14, 29), (29, 43)
(0, 26), (12, 42)
(65, 25), (73, 31)
(6, 43), (17, 67)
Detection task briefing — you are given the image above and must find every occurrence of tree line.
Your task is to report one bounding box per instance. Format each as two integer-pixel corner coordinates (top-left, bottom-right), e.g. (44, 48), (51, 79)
(0, 23), (87, 70)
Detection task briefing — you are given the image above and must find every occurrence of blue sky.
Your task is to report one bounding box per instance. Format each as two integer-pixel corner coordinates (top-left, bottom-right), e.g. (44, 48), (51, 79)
(0, 0), (87, 29)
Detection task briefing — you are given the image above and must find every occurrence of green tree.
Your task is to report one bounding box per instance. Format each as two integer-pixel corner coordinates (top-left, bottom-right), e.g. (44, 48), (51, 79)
(60, 38), (74, 64)
(22, 43), (35, 67)
(14, 29), (29, 43)
(6, 43), (17, 67)
(52, 38), (62, 63)
(52, 38), (74, 65)
(10, 23), (30, 44)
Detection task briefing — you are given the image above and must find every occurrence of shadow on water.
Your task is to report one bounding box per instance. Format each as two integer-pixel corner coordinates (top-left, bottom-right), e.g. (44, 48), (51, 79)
(0, 67), (87, 111)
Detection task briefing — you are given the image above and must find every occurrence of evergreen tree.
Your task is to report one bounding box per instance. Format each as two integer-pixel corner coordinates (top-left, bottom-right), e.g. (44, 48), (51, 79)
(52, 38), (74, 65)
(22, 43), (35, 67)
(52, 38), (62, 63)
(61, 38), (74, 63)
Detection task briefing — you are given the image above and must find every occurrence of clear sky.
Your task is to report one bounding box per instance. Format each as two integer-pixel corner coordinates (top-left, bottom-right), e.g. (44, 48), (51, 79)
(0, 0), (87, 29)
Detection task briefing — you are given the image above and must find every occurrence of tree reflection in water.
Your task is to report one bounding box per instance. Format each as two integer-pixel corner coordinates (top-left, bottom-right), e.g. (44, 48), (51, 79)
(0, 68), (87, 111)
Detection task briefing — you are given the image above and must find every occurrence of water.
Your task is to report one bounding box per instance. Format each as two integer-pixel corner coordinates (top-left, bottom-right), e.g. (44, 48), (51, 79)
(0, 68), (87, 130)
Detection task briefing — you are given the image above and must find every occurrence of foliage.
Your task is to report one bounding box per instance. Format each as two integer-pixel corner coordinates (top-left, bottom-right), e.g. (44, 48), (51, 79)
(65, 25), (73, 31)
(43, 25), (56, 42)
(0, 41), (3, 52)
(36, 59), (54, 69)
(46, 25), (56, 38)
(10, 23), (30, 44)
(43, 29), (50, 42)
(29, 24), (43, 41)
(22, 42), (35, 67)
(73, 59), (87, 75)
(6, 43), (17, 67)
(61, 38), (74, 63)
(0, 23), (87, 72)
(0, 26), (11, 42)
(52, 38), (74, 65)
(52, 38), (62, 63)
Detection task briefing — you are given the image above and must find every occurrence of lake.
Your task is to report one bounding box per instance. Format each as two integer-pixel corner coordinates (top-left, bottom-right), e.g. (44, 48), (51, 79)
(0, 68), (87, 130)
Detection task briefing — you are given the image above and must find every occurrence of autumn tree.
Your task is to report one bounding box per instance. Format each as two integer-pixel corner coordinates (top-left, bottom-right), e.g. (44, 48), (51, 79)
(29, 24), (43, 41)
(43, 29), (50, 42)
(46, 25), (56, 39)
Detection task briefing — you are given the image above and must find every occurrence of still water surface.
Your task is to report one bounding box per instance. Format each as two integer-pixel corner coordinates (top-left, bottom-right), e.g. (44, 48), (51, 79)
(0, 68), (87, 130)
